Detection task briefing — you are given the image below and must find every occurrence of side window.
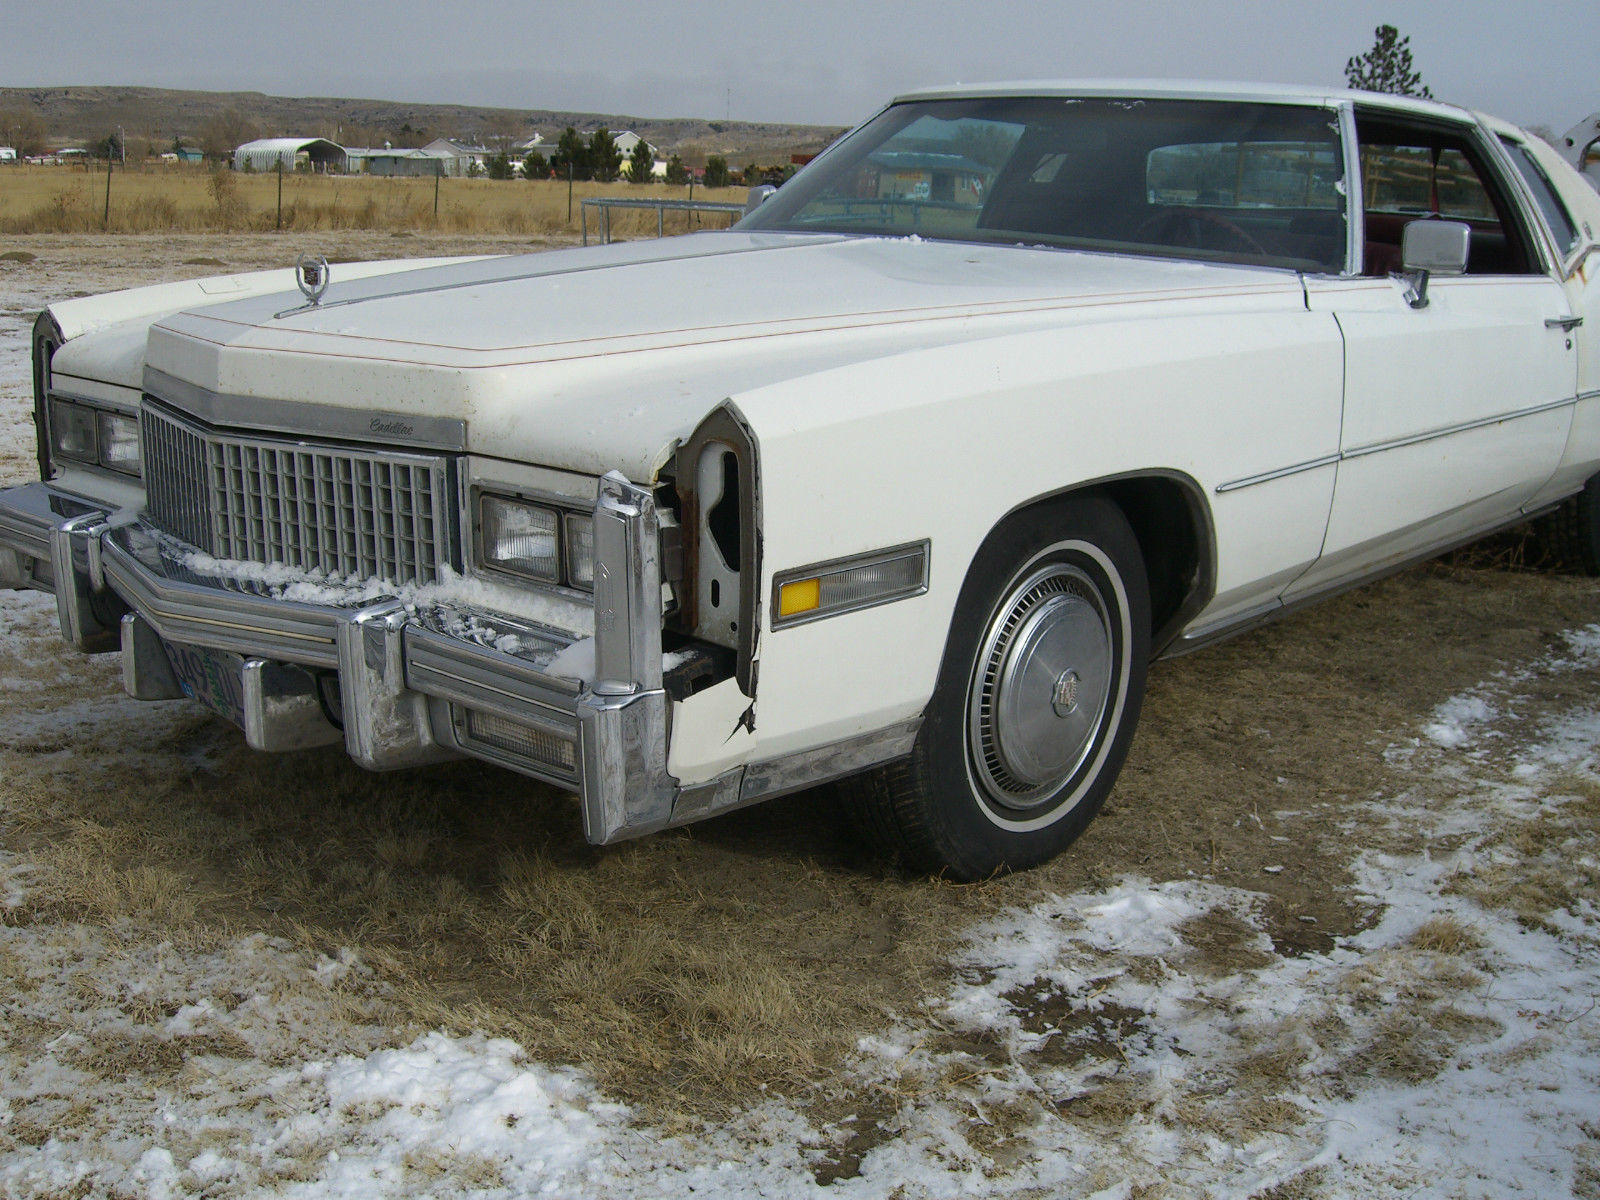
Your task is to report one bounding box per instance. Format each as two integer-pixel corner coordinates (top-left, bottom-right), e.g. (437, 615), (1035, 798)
(1355, 113), (1539, 276)
(1501, 138), (1582, 260)
(1359, 146), (1497, 220)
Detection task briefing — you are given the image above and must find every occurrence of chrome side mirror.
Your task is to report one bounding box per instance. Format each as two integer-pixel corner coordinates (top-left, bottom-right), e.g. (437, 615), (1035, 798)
(1398, 220), (1470, 309)
(743, 184), (777, 217)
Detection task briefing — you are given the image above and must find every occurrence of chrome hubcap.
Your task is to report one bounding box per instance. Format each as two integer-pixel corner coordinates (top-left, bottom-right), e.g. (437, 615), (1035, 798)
(969, 563), (1114, 811)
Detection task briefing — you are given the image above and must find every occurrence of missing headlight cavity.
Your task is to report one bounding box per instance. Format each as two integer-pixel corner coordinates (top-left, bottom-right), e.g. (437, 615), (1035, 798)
(706, 451), (741, 573)
(676, 403), (762, 697)
(694, 443), (742, 636)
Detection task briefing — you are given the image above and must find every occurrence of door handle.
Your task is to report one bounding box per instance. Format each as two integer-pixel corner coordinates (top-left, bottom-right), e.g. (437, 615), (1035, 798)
(1546, 316), (1585, 331)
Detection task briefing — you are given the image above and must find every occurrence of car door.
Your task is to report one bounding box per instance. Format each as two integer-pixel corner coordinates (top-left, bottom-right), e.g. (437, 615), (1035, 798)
(1498, 129), (1600, 508)
(1288, 107), (1578, 600)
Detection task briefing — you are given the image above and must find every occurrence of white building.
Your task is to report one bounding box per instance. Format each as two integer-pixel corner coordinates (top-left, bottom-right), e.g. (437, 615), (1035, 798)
(232, 138), (347, 173)
(0, 147), (16, 163)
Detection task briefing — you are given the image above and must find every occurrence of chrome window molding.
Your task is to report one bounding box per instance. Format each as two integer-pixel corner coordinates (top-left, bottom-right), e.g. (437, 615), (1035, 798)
(771, 540), (931, 630)
(143, 366), (468, 453)
(1336, 102), (1363, 278)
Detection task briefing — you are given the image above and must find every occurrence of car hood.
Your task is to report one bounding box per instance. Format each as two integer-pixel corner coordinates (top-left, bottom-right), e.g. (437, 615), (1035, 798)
(145, 232), (1307, 480)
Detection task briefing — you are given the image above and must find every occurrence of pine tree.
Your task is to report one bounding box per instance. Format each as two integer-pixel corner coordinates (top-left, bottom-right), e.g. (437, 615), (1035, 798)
(550, 127), (590, 181)
(626, 137), (655, 183)
(1345, 25), (1432, 98)
(589, 128), (623, 182)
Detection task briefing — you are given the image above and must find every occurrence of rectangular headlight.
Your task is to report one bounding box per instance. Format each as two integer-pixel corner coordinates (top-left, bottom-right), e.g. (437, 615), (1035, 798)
(96, 410), (141, 476)
(480, 494), (560, 583)
(772, 541), (930, 628)
(49, 398), (98, 464)
(564, 513), (594, 590)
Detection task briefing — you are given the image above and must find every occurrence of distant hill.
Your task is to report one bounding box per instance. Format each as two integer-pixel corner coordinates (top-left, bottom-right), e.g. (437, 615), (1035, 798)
(0, 85), (844, 166)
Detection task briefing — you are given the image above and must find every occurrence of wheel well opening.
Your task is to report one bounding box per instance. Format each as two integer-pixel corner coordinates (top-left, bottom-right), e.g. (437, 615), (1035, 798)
(1096, 477), (1210, 652)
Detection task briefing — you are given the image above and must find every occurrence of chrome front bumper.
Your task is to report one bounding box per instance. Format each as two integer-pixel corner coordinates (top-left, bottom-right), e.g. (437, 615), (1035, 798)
(0, 472), (676, 845)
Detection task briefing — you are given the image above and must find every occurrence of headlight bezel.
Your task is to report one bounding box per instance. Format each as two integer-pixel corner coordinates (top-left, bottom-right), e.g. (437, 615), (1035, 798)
(46, 392), (142, 478)
(473, 487), (595, 593)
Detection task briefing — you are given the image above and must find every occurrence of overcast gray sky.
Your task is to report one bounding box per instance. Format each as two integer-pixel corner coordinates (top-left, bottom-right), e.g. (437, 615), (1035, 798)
(4, 0), (1596, 132)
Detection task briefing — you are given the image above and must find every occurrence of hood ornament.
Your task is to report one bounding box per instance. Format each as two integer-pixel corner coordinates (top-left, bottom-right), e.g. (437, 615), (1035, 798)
(295, 253), (330, 304)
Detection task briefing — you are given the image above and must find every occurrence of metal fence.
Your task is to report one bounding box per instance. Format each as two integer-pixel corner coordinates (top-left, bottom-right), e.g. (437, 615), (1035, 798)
(580, 197), (747, 245)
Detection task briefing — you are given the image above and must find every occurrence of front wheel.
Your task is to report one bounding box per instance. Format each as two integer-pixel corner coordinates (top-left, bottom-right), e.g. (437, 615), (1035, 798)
(846, 495), (1150, 879)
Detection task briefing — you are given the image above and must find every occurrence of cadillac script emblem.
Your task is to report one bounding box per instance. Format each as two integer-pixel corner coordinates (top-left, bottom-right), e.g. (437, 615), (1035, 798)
(295, 253), (330, 304)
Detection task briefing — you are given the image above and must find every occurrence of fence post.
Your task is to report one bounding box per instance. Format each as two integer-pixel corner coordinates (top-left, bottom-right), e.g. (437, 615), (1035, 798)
(567, 162), (574, 224)
(276, 157), (284, 230)
(102, 145), (112, 228)
(434, 161), (441, 219)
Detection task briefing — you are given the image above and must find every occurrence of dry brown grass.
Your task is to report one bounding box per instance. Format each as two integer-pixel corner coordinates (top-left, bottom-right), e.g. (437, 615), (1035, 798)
(0, 164), (747, 238)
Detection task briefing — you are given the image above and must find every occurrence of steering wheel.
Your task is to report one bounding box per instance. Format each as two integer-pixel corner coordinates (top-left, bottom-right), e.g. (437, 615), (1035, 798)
(1134, 207), (1268, 258)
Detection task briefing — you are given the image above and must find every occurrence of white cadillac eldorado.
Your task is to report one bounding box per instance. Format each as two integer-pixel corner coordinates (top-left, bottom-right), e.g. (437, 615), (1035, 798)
(5, 81), (1600, 879)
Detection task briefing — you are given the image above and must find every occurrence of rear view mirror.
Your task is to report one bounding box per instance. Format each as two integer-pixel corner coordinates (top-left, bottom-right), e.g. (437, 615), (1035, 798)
(743, 184), (777, 217)
(1398, 219), (1471, 308)
(1401, 220), (1471, 275)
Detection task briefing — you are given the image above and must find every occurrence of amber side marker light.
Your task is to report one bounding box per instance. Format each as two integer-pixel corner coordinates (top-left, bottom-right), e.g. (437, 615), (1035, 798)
(778, 577), (821, 617)
(771, 541), (930, 629)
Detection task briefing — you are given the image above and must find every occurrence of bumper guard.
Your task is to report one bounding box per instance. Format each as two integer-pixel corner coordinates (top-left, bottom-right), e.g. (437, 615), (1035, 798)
(0, 471), (675, 844)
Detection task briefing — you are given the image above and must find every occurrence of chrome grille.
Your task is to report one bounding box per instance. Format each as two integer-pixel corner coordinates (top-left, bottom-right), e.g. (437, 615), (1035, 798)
(140, 400), (455, 584)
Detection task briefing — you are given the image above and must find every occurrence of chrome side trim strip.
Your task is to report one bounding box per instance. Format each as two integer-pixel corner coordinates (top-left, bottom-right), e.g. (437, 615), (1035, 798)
(1215, 455), (1340, 495)
(143, 366), (468, 452)
(1215, 395), (1579, 494)
(1341, 395), (1577, 461)
(668, 716), (925, 829)
(1168, 502), (1566, 657)
(739, 717), (923, 804)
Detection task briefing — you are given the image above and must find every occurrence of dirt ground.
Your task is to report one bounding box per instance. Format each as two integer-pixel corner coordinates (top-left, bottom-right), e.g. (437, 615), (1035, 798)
(2, 235), (1598, 1194)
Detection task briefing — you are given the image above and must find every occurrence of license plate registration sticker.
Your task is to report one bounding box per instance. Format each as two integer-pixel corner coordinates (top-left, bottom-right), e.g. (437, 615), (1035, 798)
(165, 644), (247, 728)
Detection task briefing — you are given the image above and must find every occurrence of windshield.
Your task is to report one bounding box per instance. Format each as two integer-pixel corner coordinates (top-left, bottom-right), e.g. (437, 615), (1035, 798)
(741, 96), (1348, 273)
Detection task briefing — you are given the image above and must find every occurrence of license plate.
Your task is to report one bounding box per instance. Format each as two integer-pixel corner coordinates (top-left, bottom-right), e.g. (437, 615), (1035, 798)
(165, 643), (247, 729)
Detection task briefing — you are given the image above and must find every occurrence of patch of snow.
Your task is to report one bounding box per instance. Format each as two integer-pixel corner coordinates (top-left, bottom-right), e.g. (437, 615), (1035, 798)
(545, 635), (596, 683)
(1421, 692), (1496, 747)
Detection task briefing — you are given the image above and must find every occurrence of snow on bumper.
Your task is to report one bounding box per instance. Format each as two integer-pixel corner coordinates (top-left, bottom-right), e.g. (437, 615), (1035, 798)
(0, 473), (674, 846)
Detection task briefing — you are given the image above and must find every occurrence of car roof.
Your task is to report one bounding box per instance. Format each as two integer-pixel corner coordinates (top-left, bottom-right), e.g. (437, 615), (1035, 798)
(891, 79), (1478, 123)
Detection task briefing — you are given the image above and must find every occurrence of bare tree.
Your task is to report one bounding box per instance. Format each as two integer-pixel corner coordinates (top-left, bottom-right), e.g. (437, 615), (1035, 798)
(0, 108), (48, 157)
(199, 108), (260, 161)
